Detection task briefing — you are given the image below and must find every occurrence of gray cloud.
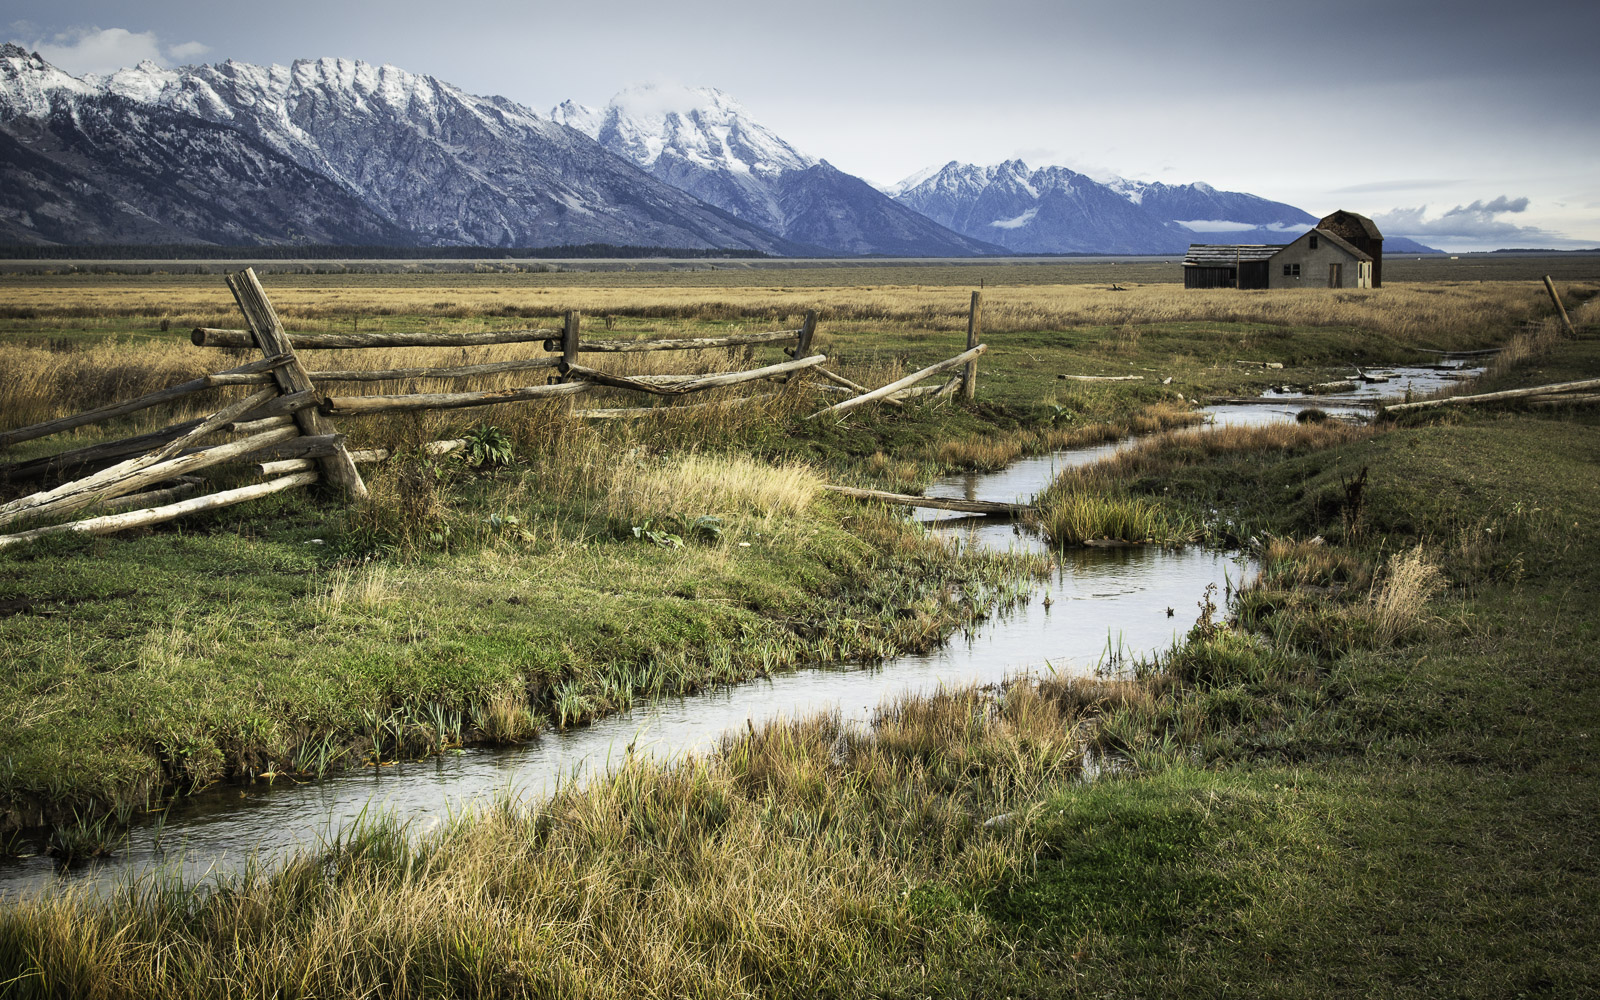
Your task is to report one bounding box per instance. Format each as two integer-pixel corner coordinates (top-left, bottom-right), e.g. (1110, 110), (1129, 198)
(1374, 196), (1581, 249)
(29, 26), (208, 75)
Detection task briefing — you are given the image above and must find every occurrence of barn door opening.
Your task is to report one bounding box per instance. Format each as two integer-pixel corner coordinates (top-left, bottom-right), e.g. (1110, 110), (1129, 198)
(1328, 263), (1342, 288)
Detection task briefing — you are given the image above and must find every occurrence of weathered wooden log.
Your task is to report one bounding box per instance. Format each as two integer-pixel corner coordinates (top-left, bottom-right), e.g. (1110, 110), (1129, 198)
(1057, 374), (1144, 382)
(94, 477), (203, 513)
(813, 366), (903, 407)
(0, 471), (320, 551)
(933, 373), (965, 398)
(542, 328), (803, 353)
(251, 448), (390, 476)
(1308, 380), (1358, 394)
(0, 355), (292, 450)
(307, 357), (560, 383)
(321, 380), (591, 416)
(564, 354), (824, 396)
(1414, 347), (1502, 356)
(575, 393), (780, 419)
(192, 326), (557, 350)
(808, 345), (987, 419)
(794, 311), (818, 359)
(242, 434), (346, 461)
(0, 385), (279, 521)
(0, 425), (300, 529)
(559, 311), (581, 382)
(1544, 276), (1576, 337)
(964, 291), (982, 401)
(1529, 393), (1600, 407)
(226, 415), (295, 435)
(822, 484), (1031, 516)
(1382, 377), (1600, 414)
(423, 439), (466, 456)
(227, 269), (367, 499)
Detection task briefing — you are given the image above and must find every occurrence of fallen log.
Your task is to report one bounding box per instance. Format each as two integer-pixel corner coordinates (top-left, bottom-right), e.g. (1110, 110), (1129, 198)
(1307, 380), (1359, 394)
(320, 381), (592, 416)
(815, 366), (902, 407)
(1057, 374), (1144, 381)
(0, 424), (301, 529)
(0, 386), (280, 523)
(193, 327), (557, 350)
(809, 345), (987, 419)
(540, 329), (801, 353)
(1382, 377), (1600, 414)
(822, 483), (1030, 517)
(251, 449), (388, 477)
(94, 477), (204, 513)
(1414, 347), (1502, 356)
(562, 355), (825, 396)
(0, 471), (319, 551)
(1529, 393), (1600, 407)
(0, 355), (292, 450)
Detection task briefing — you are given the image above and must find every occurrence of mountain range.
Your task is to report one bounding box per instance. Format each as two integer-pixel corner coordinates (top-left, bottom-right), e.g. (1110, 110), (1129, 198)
(0, 43), (1434, 255)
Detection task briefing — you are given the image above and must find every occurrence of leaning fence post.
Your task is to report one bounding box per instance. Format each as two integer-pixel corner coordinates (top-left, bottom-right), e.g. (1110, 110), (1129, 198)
(226, 268), (367, 500)
(1544, 276), (1576, 337)
(963, 291), (983, 400)
(794, 310), (818, 359)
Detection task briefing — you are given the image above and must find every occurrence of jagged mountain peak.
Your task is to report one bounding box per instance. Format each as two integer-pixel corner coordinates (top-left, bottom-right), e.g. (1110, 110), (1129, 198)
(558, 86), (999, 255)
(0, 41), (98, 117)
(556, 82), (816, 177)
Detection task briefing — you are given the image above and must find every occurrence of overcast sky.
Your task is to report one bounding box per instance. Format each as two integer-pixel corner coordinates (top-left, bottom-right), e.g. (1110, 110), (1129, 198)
(9, 0), (1599, 251)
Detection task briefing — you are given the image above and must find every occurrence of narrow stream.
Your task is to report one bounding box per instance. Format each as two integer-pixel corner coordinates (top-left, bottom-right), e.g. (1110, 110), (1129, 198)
(0, 363), (1478, 896)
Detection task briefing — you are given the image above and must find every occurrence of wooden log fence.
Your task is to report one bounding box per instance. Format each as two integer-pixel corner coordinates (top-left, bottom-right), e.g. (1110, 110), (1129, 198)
(2, 275), (994, 547)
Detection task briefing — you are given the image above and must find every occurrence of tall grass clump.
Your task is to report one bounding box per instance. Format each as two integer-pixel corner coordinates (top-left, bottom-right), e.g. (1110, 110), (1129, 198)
(1363, 544), (1442, 645)
(1034, 486), (1197, 547)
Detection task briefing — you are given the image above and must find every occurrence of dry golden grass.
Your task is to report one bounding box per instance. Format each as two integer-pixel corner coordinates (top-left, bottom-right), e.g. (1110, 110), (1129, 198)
(0, 682), (1084, 998)
(605, 452), (821, 523)
(1364, 544), (1443, 645)
(0, 274), (1560, 339)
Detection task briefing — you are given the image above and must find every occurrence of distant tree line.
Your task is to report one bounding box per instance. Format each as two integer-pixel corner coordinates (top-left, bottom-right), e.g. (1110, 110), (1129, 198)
(0, 244), (772, 261)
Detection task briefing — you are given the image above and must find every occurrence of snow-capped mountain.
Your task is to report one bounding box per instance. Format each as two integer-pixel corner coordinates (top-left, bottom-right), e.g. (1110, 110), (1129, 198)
(0, 46), (410, 245)
(555, 85), (1002, 256)
(0, 45), (807, 251)
(895, 160), (1188, 254)
(1108, 178), (1317, 245)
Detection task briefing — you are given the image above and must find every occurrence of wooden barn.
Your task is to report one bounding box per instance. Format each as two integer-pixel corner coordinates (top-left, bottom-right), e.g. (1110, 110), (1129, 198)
(1183, 210), (1382, 290)
(1181, 244), (1285, 289)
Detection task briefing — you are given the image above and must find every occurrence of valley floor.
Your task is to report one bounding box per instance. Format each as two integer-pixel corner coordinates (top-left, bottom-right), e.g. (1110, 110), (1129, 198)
(0, 271), (1597, 996)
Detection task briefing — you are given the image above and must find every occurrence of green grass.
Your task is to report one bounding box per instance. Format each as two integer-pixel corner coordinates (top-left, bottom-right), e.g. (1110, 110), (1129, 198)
(1, 272), (1597, 995)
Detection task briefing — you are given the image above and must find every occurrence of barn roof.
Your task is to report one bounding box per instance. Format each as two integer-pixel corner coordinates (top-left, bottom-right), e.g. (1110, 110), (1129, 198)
(1308, 227), (1373, 262)
(1183, 244), (1287, 266)
(1319, 210), (1383, 241)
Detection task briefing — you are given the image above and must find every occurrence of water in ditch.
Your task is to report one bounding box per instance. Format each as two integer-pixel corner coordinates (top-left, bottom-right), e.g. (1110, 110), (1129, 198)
(0, 364), (1473, 896)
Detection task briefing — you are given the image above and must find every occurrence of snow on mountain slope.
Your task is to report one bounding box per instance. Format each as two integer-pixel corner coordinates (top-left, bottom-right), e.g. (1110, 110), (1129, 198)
(558, 86), (1001, 256)
(0, 47), (809, 250)
(895, 160), (1188, 254)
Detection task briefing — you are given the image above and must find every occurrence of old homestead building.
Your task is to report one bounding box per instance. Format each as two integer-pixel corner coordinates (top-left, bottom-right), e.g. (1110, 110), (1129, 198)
(1183, 210), (1383, 290)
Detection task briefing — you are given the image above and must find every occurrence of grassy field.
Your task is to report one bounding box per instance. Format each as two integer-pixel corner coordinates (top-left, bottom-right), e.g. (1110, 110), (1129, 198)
(0, 264), (1597, 995)
(0, 271), (1595, 996)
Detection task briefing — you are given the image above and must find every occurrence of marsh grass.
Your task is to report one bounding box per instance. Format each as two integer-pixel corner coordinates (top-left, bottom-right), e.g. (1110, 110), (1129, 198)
(0, 682), (1086, 999)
